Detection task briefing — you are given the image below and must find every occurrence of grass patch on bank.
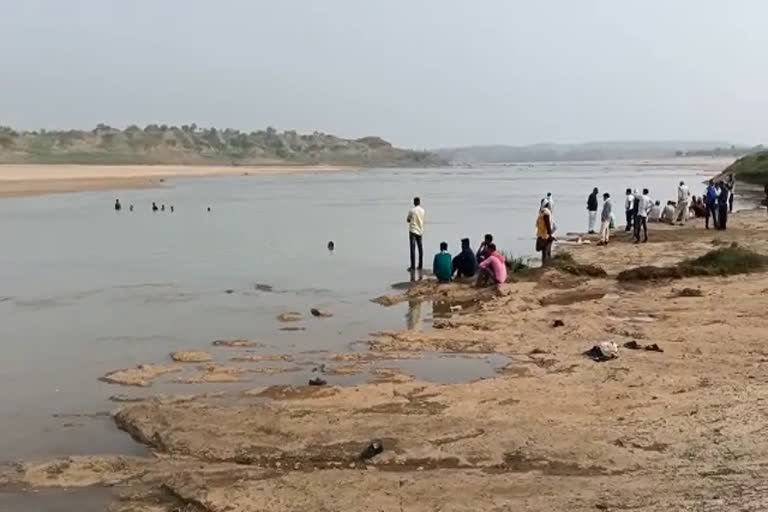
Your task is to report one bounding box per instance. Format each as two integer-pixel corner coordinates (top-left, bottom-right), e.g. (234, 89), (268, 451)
(501, 251), (530, 273)
(551, 251), (608, 278)
(617, 244), (768, 281)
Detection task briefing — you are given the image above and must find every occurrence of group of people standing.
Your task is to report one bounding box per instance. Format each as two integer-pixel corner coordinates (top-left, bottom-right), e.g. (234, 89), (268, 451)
(408, 174), (739, 285)
(407, 198), (508, 285)
(703, 177), (734, 230)
(582, 175), (736, 245)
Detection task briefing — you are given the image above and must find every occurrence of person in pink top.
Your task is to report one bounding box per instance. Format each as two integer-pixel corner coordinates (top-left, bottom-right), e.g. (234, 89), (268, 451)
(476, 243), (507, 286)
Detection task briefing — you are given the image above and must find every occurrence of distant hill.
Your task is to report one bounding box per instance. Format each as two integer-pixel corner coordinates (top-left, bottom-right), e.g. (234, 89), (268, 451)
(435, 141), (752, 164)
(0, 125), (441, 167)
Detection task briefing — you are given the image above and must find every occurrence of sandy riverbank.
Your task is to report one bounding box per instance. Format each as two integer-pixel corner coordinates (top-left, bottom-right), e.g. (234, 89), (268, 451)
(3, 209), (768, 510)
(0, 164), (356, 198)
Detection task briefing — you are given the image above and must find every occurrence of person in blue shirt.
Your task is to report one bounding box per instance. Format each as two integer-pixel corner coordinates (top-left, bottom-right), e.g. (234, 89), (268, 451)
(433, 242), (452, 283)
(705, 180), (719, 230)
(452, 238), (477, 279)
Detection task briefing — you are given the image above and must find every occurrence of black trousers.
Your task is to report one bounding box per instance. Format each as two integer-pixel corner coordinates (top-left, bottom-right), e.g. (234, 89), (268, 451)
(409, 232), (423, 270)
(625, 210), (634, 231)
(718, 204), (728, 230)
(634, 216), (648, 242)
(705, 204), (717, 229)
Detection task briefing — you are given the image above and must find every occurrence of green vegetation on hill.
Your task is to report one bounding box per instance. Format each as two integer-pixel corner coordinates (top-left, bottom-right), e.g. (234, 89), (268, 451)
(721, 151), (768, 185)
(0, 125), (440, 167)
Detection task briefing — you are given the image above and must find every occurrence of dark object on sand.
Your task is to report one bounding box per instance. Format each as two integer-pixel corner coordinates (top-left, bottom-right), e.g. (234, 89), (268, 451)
(584, 342), (618, 362)
(327, 241), (335, 251)
(312, 364), (327, 373)
(308, 377), (327, 386)
(552, 319), (565, 328)
(623, 341), (664, 353)
(310, 308), (333, 318)
(676, 287), (703, 297)
(360, 440), (384, 460)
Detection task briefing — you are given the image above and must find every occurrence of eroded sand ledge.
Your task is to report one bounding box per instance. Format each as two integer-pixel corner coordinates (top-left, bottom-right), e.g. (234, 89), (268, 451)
(5, 210), (768, 511)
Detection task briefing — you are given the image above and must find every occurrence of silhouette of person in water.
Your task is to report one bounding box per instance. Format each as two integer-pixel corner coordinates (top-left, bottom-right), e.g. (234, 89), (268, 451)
(129, 204), (134, 212)
(207, 207), (211, 212)
(114, 199), (121, 211)
(161, 204), (165, 212)
(170, 206), (174, 212)
(327, 241), (335, 251)
(152, 202), (158, 212)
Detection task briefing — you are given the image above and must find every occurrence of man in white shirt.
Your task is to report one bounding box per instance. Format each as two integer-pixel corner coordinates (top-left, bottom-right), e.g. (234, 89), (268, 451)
(634, 188), (652, 243)
(407, 197), (425, 271)
(675, 181), (691, 225)
(624, 188), (635, 232)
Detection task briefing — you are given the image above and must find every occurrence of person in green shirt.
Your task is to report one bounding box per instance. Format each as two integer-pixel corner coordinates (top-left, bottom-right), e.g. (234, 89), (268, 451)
(433, 242), (452, 283)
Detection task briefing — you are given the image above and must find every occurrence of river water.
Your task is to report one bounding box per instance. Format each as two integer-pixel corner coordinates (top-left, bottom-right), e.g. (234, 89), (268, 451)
(0, 160), (725, 463)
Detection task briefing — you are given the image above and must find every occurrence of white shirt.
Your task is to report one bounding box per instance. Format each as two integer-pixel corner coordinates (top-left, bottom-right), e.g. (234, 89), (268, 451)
(678, 185), (690, 203)
(407, 206), (425, 235)
(638, 195), (653, 218)
(624, 194), (634, 211)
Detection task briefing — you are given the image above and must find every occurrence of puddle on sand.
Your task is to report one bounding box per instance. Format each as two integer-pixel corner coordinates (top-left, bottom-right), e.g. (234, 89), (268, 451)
(402, 298), (482, 331)
(0, 487), (115, 512)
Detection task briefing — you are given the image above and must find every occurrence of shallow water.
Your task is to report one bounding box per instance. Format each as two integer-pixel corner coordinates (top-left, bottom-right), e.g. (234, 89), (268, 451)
(0, 161), (716, 462)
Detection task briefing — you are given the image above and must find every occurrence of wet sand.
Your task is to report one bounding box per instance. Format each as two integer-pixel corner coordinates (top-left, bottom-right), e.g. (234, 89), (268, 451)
(0, 164), (356, 198)
(3, 208), (768, 510)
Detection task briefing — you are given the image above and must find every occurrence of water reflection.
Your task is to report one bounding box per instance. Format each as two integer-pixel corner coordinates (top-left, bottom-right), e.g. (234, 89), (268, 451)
(406, 299), (423, 331)
(405, 298), (483, 330)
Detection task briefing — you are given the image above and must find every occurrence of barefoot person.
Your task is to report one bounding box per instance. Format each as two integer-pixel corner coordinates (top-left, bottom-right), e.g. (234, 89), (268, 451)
(587, 187), (599, 234)
(476, 243), (507, 286)
(536, 204), (554, 265)
(407, 197), (425, 271)
(433, 242), (452, 283)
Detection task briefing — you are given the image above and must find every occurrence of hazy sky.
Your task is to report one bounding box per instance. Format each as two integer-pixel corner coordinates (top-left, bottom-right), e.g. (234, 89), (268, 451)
(2, 0), (766, 148)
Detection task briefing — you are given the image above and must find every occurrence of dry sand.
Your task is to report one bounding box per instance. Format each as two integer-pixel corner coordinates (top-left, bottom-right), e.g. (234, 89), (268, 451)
(0, 164), (355, 198)
(5, 209), (768, 511)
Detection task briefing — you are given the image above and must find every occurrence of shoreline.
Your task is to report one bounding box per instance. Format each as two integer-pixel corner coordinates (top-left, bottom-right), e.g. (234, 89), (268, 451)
(4, 210), (768, 509)
(0, 164), (358, 199)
